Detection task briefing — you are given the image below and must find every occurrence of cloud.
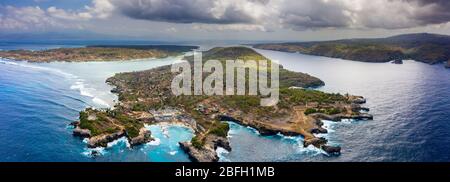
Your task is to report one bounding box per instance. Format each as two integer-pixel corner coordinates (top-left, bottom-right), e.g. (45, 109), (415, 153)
(404, 0), (450, 25)
(0, 6), (62, 31)
(109, 0), (272, 24)
(0, 0), (114, 32)
(2, 0), (450, 33)
(278, 0), (352, 30)
(279, 0), (450, 30)
(107, 0), (450, 30)
(46, 0), (114, 20)
(47, 7), (91, 20)
(84, 0), (115, 19)
(193, 24), (268, 32)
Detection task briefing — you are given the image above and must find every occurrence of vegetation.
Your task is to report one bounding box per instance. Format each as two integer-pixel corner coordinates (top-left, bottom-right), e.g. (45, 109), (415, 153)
(207, 122), (230, 137)
(191, 136), (205, 149)
(304, 107), (342, 115)
(78, 107), (143, 138)
(79, 47), (349, 144)
(0, 45), (198, 62)
(304, 108), (319, 115)
(254, 33), (450, 67)
(280, 88), (347, 105)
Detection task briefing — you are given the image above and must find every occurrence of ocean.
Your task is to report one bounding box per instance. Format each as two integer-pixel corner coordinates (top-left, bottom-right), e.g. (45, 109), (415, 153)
(0, 42), (449, 162)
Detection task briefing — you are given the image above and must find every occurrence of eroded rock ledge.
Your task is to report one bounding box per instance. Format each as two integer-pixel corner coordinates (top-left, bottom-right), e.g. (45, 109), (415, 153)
(71, 109), (153, 149)
(179, 135), (231, 162)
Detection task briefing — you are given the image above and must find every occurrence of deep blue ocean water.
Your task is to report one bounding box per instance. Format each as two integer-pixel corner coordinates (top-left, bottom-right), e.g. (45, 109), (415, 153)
(0, 42), (449, 162)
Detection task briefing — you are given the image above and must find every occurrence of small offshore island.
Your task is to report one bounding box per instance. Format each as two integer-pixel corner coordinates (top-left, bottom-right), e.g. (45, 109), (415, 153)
(0, 45), (198, 62)
(69, 46), (373, 161)
(254, 33), (450, 68)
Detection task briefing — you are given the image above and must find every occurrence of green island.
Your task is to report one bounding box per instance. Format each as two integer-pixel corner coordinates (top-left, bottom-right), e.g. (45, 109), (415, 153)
(0, 45), (198, 62)
(71, 46), (373, 161)
(254, 33), (450, 68)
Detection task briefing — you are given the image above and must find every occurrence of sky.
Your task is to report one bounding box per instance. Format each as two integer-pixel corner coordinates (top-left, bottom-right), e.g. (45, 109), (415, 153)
(1, 0), (450, 41)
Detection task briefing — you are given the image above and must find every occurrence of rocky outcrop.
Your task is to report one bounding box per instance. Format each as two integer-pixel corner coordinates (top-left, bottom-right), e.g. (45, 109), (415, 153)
(310, 113), (373, 122)
(392, 59), (403, 64)
(212, 136), (231, 152)
(179, 135), (230, 162)
(310, 127), (328, 134)
(87, 130), (126, 148)
(179, 142), (219, 162)
(73, 127), (92, 138)
(218, 115), (303, 136)
(322, 145), (341, 155)
(351, 104), (370, 112)
(128, 128), (153, 147)
(349, 96), (366, 104)
(304, 137), (327, 148)
(71, 121), (91, 138)
(69, 121), (80, 126)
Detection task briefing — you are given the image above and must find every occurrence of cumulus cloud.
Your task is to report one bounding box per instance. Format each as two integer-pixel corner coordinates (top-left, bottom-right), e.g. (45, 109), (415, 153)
(0, 0), (114, 31)
(0, 6), (61, 31)
(106, 0), (450, 30)
(2, 0), (450, 32)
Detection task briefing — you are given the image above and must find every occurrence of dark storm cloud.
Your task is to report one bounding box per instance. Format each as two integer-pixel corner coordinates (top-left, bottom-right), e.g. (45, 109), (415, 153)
(110, 0), (268, 24)
(406, 0), (450, 25)
(278, 0), (352, 30)
(279, 0), (450, 30)
(106, 0), (450, 30)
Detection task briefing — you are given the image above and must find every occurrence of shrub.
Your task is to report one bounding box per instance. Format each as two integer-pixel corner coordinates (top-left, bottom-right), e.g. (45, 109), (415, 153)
(132, 103), (148, 111)
(191, 136), (204, 149)
(125, 125), (140, 138)
(208, 122), (230, 137)
(304, 108), (318, 115)
(325, 108), (341, 115)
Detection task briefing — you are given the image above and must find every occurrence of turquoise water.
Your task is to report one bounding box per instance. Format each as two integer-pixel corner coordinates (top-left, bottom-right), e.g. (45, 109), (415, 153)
(218, 122), (325, 162)
(0, 54), (194, 162)
(1, 43), (450, 161)
(80, 124), (194, 162)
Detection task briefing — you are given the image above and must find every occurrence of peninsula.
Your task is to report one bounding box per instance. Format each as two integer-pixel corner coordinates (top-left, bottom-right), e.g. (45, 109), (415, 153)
(72, 47), (373, 161)
(254, 33), (450, 68)
(0, 45), (198, 62)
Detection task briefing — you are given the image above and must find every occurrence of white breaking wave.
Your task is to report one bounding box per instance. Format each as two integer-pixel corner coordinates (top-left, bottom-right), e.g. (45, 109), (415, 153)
(70, 79), (94, 97)
(147, 137), (161, 146)
(169, 151), (178, 155)
(107, 136), (131, 148)
(82, 147), (107, 157)
(297, 144), (327, 156)
(216, 147), (231, 162)
(2, 59), (111, 108)
(0, 59), (75, 78)
(162, 125), (170, 138)
(70, 79), (111, 108)
(92, 97), (110, 108)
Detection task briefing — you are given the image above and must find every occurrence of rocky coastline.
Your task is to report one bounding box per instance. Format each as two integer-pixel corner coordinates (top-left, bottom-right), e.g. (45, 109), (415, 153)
(70, 109), (153, 150)
(253, 33), (450, 68)
(71, 46), (373, 161)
